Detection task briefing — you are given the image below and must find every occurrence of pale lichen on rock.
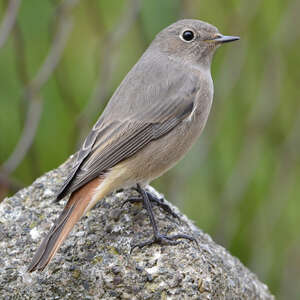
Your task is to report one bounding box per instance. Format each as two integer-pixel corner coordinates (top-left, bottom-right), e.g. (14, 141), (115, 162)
(0, 158), (274, 299)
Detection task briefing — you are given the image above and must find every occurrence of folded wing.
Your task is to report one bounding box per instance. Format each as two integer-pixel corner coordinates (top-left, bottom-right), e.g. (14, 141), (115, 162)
(56, 62), (200, 201)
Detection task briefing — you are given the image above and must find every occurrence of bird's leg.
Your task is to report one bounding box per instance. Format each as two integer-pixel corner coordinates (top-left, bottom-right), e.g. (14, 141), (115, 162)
(122, 188), (179, 219)
(130, 184), (196, 252)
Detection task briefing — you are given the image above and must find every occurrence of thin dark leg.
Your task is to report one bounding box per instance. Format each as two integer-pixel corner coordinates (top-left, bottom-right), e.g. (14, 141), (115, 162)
(122, 189), (179, 219)
(147, 193), (179, 219)
(130, 184), (196, 252)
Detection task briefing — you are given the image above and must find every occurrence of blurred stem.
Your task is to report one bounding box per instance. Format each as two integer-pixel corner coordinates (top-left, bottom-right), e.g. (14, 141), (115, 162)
(75, 0), (141, 145)
(12, 23), (40, 178)
(0, 0), (21, 49)
(1, 0), (78, 175)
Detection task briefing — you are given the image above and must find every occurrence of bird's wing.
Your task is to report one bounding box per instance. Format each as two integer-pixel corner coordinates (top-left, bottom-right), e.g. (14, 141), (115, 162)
(56, 63), (200, 200)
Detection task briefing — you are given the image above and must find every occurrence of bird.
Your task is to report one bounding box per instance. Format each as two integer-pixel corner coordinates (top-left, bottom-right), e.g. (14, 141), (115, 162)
(28, 19), (239, 272)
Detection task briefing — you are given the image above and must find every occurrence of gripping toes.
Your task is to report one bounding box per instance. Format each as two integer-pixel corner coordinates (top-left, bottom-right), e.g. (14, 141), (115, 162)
(122, 192), (179, 219)
(131, 233), (197, 253)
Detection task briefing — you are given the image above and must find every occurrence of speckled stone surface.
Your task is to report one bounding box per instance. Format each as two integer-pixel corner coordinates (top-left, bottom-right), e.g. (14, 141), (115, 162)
(0, 157), (274, 299)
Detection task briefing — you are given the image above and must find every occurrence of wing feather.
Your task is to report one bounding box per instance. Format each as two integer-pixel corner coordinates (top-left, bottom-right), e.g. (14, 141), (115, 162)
(56, 58), (200, 200)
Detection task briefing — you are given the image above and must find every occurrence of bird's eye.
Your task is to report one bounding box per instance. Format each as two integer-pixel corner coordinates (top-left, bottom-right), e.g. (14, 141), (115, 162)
(181, 30), (195, 42)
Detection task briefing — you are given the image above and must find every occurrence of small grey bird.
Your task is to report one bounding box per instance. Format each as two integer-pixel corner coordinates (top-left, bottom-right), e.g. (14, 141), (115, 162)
(28, 19), (239, 272)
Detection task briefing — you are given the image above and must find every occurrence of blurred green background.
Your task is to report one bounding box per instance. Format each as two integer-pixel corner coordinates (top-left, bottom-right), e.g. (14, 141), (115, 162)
(0, 0), (300, 298)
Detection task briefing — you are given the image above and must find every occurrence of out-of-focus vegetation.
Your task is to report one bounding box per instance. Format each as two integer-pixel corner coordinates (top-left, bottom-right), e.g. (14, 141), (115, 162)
(0, 0), (299, 298)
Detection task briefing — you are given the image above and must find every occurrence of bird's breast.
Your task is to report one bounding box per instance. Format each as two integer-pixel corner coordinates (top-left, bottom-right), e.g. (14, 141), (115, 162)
(118, 74), (214, 184)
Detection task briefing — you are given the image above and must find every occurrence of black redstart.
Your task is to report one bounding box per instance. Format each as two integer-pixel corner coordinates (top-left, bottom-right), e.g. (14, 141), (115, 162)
(28, 19), (239, 272)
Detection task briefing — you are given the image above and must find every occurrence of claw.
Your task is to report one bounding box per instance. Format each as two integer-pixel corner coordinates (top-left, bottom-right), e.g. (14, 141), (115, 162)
(121, 197), (142, 208)
(127, 184), (196, 254)
(122, 191), (179, 219)
(147, 193), (179, 219)
(130, 233), (196, 253)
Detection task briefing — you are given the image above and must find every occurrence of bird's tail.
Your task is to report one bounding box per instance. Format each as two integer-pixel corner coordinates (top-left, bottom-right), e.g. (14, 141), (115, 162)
(27, 177), (103, 272)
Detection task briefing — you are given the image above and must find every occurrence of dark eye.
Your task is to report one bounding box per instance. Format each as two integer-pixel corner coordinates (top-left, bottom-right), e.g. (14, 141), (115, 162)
(181, 30), (195, 42)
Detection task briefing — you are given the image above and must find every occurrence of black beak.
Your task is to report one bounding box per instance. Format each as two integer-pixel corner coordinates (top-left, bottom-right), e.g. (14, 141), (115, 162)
(214, 35), (240, 43)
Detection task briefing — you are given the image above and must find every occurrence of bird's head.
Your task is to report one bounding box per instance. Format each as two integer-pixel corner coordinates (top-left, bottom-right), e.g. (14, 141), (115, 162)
(152, 19), (239, 69)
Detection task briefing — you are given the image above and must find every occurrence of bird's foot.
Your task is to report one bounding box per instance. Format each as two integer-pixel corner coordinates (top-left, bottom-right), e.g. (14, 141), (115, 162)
(126, 184), (197, 254)
(131, 232), (196, 253)
(122, 191), (179, 219)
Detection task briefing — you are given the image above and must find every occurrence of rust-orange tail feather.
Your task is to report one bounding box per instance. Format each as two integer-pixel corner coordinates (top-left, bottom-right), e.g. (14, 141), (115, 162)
(28, 178), (102, 272)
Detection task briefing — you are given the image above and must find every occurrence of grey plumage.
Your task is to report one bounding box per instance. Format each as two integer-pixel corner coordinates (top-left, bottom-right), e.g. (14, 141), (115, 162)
(57, 19), (221, 200)
(28, 19), (239, 272)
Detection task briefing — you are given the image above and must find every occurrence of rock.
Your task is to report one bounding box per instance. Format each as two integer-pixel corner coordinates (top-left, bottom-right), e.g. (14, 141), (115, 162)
(0, 158), (274, 299)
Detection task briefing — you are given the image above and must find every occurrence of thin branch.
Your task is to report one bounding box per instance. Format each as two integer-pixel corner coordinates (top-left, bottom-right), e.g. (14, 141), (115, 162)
(75, 0), (141, 143)
(12, 23), (28, 85)
(1, 0), (78, 174)
(2, 97), (43, 173)
(0, 0), (21, 49)
(12, 22), (28, 134)
(213, 0), (300, 246)
(12, 22), (44, 178)
(28, 1), (75, 95)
